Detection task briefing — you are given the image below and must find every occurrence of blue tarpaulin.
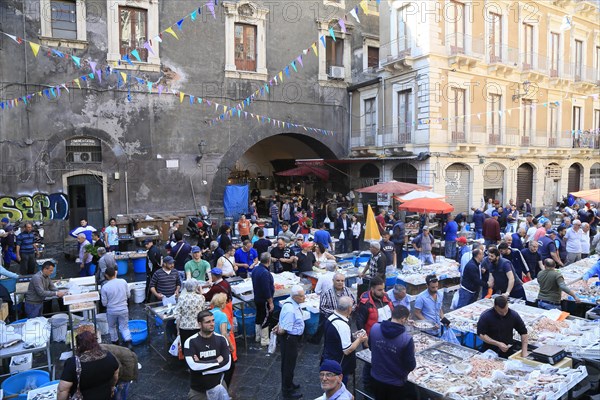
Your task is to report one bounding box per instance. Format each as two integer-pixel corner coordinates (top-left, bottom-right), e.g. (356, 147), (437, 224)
(224, 184), (249, 218)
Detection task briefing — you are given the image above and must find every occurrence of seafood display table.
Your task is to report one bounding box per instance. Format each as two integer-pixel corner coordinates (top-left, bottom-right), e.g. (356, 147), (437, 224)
(394, 256), (461, 295)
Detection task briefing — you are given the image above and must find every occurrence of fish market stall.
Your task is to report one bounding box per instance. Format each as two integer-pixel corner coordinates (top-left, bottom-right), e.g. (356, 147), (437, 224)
(394, 255), (461, 295)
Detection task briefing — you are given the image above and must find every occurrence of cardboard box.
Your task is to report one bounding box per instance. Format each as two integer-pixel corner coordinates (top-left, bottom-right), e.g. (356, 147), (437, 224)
(10, 353), (32, 374)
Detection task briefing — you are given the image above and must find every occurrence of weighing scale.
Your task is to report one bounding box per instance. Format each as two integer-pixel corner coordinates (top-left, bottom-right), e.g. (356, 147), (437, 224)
(531, 345), (567, 365)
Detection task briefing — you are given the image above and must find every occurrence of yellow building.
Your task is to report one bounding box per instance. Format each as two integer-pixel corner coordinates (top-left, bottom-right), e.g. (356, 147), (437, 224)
(349, 0), (600, 213)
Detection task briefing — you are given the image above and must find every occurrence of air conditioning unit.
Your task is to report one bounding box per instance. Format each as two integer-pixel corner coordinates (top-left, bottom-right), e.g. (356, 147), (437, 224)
(73, 152), (93, 163)
(328, 66), (345, 79)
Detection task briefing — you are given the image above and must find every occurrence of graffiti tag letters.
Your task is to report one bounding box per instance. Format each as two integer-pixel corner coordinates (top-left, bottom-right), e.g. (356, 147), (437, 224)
(0, 193), (69, 221)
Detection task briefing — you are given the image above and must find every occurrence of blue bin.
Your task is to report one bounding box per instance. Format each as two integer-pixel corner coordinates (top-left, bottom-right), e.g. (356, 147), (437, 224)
(117, 259), (128, 276)
(132, 258), (146, 274)
(11, 319), (28, 325)
(88, 264), (96, 275)
(129, 320), (148, 345)
(305, 312), (319, 335)
(234, 308), (256, 336)
(386, 275), (397, 288)
(2, 370), (50, 396)
(40, 380), (60, 388)
(0, 278), (17, 293)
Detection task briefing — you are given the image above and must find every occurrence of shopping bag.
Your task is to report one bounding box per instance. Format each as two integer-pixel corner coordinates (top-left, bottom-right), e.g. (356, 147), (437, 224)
(169, 336), (181, 357)
(267, 331), (278, 354)
(207, 384), (230, 400)
(441, 328), (460, 345)
(522, 276), (532, 283)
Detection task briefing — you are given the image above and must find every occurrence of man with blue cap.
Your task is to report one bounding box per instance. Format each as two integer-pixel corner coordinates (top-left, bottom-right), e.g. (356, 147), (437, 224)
(315, 360), (353, 400)
(185, 246), (212, 283)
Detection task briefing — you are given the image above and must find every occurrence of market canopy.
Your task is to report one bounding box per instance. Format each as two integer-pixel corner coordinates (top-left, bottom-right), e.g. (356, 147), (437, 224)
(355, 180), (430, 194)
(397, 198), (455, 214)
(570, 189), (600, 203)
(275, 165), (329, 181)
(396, 190), (445, 202)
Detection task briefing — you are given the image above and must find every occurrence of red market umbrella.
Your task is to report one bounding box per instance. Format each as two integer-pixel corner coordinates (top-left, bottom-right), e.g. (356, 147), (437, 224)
(276, 165), (329, 181)
(355, 180), (430, 195)
(397, 198), (455, 214)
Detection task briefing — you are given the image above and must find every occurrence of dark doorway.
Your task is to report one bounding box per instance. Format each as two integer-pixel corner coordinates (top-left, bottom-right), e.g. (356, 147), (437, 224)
(67, 175), (105, 230)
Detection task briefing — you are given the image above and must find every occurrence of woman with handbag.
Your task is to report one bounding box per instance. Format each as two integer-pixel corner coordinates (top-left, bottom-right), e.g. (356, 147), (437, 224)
(174, 280), (207, 348)
(57, 331), (119, 400)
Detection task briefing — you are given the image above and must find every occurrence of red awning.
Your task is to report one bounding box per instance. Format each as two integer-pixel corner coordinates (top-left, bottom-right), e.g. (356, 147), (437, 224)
(275, 166), (329, 181)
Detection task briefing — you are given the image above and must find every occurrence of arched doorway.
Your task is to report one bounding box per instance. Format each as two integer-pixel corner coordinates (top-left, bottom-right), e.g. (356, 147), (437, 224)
(483, 163), (505, 204)
(568, 163), (582, 193)
(516, 163), (535, 207)
(445, 163), (471, 214)
(392, 163), (418, 184)
(544, 163), (561, 207)
(591, 163), (600, 189)
(209, 132), (346, 211)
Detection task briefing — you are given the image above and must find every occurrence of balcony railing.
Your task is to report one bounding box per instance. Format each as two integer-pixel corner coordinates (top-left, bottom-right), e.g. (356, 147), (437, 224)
(451, 130), (467, 143)
(488, 133), (502, 145)
(487, 44), (519, 66)
(446, 33), (485, 59)
(520, 52), (550, 74)
(379, 37), (425, 66)
(573, 132), (600, 149)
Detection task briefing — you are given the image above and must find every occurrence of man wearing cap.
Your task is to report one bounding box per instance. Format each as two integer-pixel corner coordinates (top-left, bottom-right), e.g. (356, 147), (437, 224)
(443, 214), (459, 259)
(414, 275), (448, 335)
(204, 268), (232, 303)
(455, 236), (469, 263)
(150, 256), (181, 301)
(369, 305), (416, 400)
(538, 230), (564, 268)
(477, 295), (528, 358)
(252, 252), (275, 347)
(411, 227), (435, 265)
(483, 212), (501, 246)
(297, 241), (317, 273)
(290, 234), (304, 255)
(335, 210), (352, 254)
(564, 220), (583, 265)
(315, 360), (353, 400)
(185, 246), (212, 283)
(485, 246), (526, 299)
(278, 285), (306, 399)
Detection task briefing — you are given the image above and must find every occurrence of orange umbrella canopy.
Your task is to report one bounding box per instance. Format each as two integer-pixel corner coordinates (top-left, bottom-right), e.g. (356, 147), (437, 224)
(570, 189), (600, 203)
(397, 198), (455, 214)
(355, 180), (430, 194)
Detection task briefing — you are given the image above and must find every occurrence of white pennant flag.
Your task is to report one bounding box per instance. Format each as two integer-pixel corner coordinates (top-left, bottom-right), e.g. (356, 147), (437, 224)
(349, 8), (361, 23)
(560, 15), (572, 31)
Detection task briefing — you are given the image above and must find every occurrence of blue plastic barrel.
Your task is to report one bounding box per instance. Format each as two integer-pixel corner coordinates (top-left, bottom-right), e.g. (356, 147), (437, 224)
(2, 370), (50, 396)
(132, 258), (146, 273)
(39, 380), (60, 388)
(305, 312), (319, 335)
(117, 259), (128, 276)
(234, 308), (256, 336)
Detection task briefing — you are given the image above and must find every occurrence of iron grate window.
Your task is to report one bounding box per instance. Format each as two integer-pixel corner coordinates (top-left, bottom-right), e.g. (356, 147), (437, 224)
(66, 138), (102, 163)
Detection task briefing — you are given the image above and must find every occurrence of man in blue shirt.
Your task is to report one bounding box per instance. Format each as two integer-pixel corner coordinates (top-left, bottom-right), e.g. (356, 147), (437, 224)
(443, 215), (459, 259)
(583, 259), (600, 283)
(313, 223), (333, 252)
(251, 252), (274, 347)
(486, 246), (526, 300)
(278, 285), (306, 399)
(386, 284), (411, 309)
(234, 240), (258, 278)
(16, 222), (38, 275)
(457, 249), (486, 308)
(414, 275), (447, 335)
(538, 230), (564, 268)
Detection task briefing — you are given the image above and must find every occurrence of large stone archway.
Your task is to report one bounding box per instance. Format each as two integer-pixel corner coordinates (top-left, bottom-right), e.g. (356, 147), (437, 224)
(209, 132), (346, 210)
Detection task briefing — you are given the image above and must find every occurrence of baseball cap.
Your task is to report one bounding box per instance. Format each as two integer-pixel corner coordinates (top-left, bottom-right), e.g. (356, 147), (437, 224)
(163, 256), (175, 264)
(301, 241), (313, 249)
(210, 268), (222, 276)
(546, 229), (557, 235)
(191, 246), (201, 253)
(525, 213), (533, 217)
(492, 211), (500, 217)
(422, 226), (430, 231)
(457, 237), (467, 244)
(1, 218), (9, 223)
(320, 360), (342, 375)
(296, 234), (304, 240)
(425, 274), (438, 285)
(143, 238), (154, 245)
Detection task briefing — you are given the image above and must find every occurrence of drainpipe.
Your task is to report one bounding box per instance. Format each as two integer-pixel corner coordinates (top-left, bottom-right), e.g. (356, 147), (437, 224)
(348, 91), (352, 153)
(125, 170), (129, 214)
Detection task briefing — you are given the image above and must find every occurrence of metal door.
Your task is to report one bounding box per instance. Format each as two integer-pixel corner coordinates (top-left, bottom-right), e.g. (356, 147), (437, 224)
(516, 164), (534, 207)
(445, 164), (470, 214)
(568, 164), (581, 193)
(67, 175), (104, 230)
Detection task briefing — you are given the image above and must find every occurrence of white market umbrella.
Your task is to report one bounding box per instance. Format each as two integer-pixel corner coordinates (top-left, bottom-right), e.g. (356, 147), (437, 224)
(397, 190), (445, 201)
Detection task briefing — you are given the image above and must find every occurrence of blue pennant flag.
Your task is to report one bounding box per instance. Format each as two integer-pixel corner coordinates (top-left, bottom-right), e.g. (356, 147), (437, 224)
(130, 49), (141, 62)
(122, 55), (134, 66)
(176, 19), (184, 30)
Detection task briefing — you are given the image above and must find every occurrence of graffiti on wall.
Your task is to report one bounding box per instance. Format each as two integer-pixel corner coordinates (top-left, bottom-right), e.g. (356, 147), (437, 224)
(0, 193), (69, 221)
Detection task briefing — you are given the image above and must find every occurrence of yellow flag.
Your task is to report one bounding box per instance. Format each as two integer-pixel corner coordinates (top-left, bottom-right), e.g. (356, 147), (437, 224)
(74, 79), (81, 89)
(165, 27), (178, 39)
(224, 106), (228, 112)
(311, 43), (318, 56)
(256, 115), (260, 122)
(120, 72), (127, 83)
(278, 71), (283, 82)
(29, 42), (40, 57)
(364, 204), (381, 242)
(179, 92), (185, 103)
(360, 0), (369, 15)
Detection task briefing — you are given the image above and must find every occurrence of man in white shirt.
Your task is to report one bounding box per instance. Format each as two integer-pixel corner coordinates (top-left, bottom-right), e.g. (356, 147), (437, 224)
(564, 220), (583, 265)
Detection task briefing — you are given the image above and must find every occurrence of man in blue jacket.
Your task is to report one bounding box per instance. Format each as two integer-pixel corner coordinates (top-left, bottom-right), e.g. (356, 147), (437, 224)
(369, 305), (416, 400)
(472, 208), (486, 239)
(457, 249), (486, 308)
(251, 252), (274, 347)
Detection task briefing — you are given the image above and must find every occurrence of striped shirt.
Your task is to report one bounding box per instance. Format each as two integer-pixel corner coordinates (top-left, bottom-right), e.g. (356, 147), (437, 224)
(150, 268), (181, 298)
(16, 232), (36, 254)
(319, 287), (356, 318)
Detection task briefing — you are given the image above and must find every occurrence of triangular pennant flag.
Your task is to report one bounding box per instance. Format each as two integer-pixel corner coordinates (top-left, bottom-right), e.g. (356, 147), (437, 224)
(339, 18), (346, 33)
(130, 49), (142, 62)
(165, 27), (179, 39)
(320, 35), (326, 48)
(296, 55), (303, 67)
(50, 88), (56, 98)
(51, 49), (64, 57)
(359, 0), (369, 15)
(88, 72), (94, 79)
(74, 78), (81, 89)
(180, 92), (185, 103)
(71, 55), (81, 68)
(96, 69), (102, 83)
(120, 72), (127, 83)
(122, 55), (134, 66)
(4, 33), (19, 43)
(198, 98), (203, 104)
(176, 19), (184, 30)
(189, 95), (194, 104)
(154, 35), (162, 43)
(507, 109), (512, 116)
(284, 66), (290, 77)
(303, 48), (309, 55)
(274, 75), (278, 85)
(81, 75), (87, 82)
(61, 84), (69, 93)
(265, 84), (270, 94)
(278, 71), (283, 82)
(224, 106), (228, 112)
(349, 7), (361, 23)
(311, 43), (318, 56)
(190, 10), (197, 20)
(206, 100), (211, 106)
(143, 42), (155, 56)
(477, 113), (481, 120)
(290, 61), (297, 72)
(328, 27), (336, 41)
(158, 85), (164, 96)
(147, 81), (153, 92)
(29, 42), (40, 57)
(135, 77), (144, 85)
(206, 2), (216, 18)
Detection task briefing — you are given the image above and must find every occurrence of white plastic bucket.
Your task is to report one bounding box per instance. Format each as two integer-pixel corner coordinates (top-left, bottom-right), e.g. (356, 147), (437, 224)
(133, 286), (146, 304)
(50, 314), (69, 342)
(96, 313), (109, 335)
